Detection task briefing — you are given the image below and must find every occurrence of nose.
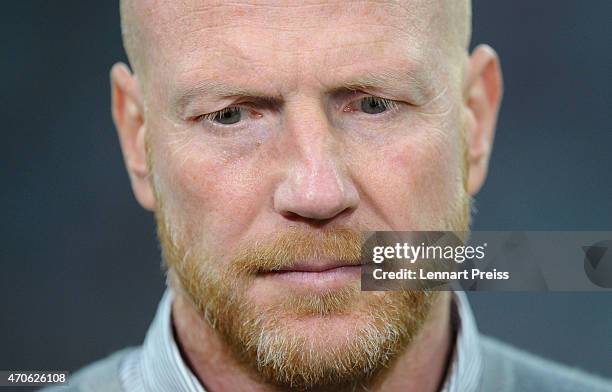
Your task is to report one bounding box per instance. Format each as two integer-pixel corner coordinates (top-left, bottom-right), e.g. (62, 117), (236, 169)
(273, 104), (359, 222)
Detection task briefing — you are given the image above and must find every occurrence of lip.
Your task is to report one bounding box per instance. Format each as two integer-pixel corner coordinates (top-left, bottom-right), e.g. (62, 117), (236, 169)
(276, 260), (360, 273)
(258, 262), (362, 291)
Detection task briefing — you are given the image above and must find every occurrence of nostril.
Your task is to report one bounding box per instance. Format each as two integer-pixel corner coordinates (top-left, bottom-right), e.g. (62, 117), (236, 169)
(279, 207), (355, 227)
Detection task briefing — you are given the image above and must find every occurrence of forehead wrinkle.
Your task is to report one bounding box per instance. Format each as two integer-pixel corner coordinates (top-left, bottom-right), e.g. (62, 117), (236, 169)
(125, 0), (452, 44)
(154, 1), (416, 57)
(121, 0), (471, 89)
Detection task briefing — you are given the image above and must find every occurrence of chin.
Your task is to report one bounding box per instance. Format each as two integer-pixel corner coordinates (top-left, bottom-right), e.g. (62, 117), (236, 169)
(271, 309), (374, 343)
(241, 309), (392, 389)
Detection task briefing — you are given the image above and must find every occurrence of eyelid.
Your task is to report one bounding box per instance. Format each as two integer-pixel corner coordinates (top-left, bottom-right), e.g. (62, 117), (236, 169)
(198, 107), (240, 122)
(193, 104), (264, 125)
(343, 94), (401, 113)
(369, 97), (399, 111)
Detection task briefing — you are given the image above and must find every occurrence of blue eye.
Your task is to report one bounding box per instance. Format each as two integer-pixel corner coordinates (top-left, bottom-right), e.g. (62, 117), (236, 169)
(359, 97), (395, 114)
(211, 107), (242, 124)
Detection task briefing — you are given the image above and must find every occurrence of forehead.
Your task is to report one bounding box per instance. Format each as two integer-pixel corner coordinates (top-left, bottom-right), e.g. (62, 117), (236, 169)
(133, 0), (455, 94)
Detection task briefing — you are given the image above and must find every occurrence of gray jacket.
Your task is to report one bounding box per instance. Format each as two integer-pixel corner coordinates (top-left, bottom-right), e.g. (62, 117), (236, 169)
(43, 336), (612, 392)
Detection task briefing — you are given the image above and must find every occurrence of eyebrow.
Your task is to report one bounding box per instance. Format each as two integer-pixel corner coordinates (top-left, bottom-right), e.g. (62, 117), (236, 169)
(335, 70), (432, 104)
(171, 80), (283, 115)
(172, 68), (433, 115)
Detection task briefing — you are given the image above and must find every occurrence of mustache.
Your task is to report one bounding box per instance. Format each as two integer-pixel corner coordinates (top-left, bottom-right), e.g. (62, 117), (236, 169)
(230, 227), (364, 275)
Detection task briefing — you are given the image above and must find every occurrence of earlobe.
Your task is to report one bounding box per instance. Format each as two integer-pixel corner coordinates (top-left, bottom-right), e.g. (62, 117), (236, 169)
(464, 44), (503, 195)
(110, 63), (156, 210)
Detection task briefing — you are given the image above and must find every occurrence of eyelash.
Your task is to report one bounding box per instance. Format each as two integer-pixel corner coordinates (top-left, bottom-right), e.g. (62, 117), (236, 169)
(344, 96), (400, 113)
(197, 107), (242, 122)
(195, 96), (400, 124)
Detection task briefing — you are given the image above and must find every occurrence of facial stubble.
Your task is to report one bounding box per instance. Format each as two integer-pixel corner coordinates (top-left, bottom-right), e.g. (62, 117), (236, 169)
(150, 130), (470, 391)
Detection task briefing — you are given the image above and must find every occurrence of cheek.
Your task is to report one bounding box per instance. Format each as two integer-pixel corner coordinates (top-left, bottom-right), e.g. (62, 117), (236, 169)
(152, 132), (266, 252)
(358, 128), (463, 230)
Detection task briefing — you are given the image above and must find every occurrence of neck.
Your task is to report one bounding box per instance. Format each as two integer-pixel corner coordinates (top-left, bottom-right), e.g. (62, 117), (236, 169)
(172, 289), (453, 392)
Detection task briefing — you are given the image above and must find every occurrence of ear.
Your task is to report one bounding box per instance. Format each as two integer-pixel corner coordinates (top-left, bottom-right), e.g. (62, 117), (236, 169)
(111, 63), (156, 210)
(463, 44), (503, 195)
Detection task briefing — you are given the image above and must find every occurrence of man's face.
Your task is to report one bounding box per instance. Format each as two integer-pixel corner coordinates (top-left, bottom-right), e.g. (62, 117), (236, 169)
(115, 0), (492, 389)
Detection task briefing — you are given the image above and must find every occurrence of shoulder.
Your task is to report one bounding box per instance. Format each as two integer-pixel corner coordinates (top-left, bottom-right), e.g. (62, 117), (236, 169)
(479, 335), (612, 392)
(40, 347), (139, 392)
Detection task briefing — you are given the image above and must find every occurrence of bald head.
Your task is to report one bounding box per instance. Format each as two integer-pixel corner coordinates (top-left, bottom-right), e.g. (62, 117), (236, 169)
(120, 0), (472, 79)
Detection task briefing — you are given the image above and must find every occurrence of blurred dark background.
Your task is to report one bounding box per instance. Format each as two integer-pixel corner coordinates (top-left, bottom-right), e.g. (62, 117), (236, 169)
(1, 0), (611, 385)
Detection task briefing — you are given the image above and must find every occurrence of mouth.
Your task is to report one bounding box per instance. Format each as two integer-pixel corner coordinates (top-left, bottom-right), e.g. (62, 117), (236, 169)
(258, 261), (362, 291)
